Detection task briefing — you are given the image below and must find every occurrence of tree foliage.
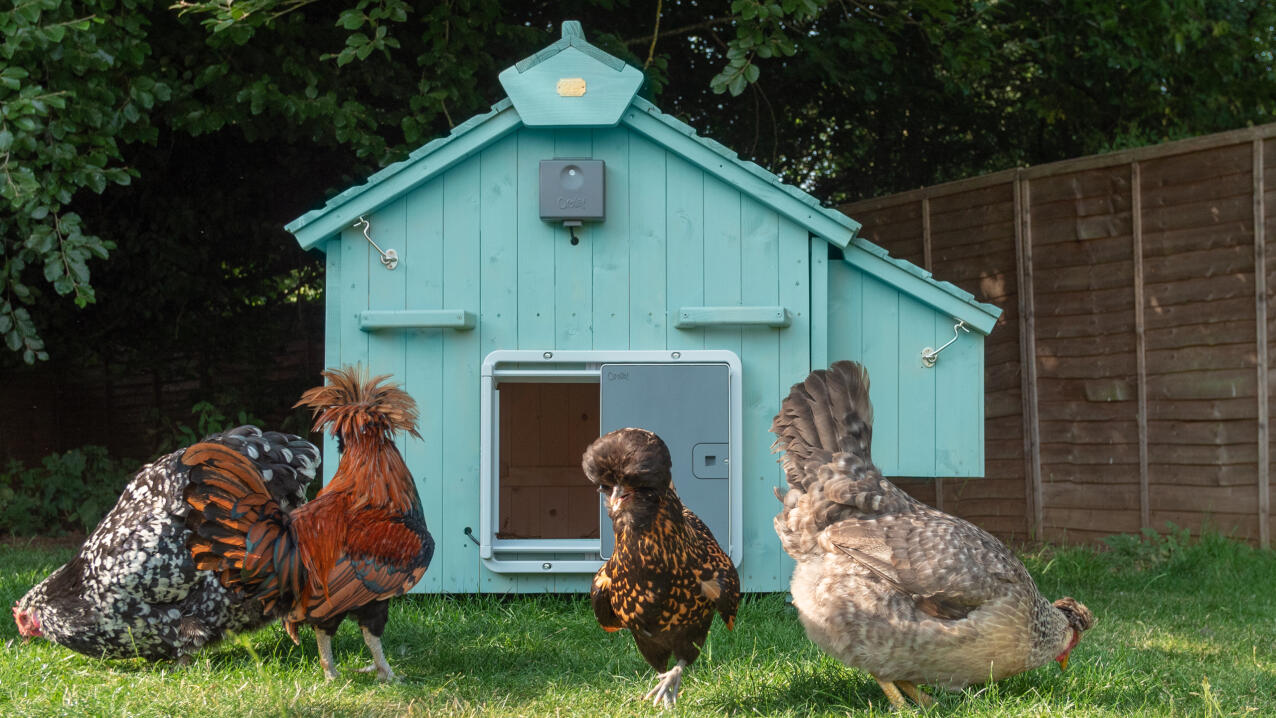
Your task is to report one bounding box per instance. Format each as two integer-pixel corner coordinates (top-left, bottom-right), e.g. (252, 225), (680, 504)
(1, 0), (1273, 366)
(1, 0), (161, 363)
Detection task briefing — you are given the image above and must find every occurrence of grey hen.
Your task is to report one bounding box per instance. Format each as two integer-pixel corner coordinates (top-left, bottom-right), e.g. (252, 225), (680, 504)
(771, 361), (1093, 709)
(12, 426), (318, 662)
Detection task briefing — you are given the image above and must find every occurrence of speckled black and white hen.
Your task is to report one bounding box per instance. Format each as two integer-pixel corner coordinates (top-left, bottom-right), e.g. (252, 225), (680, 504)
(772, 362), (1094, 710)
(12, 426), (318, 662)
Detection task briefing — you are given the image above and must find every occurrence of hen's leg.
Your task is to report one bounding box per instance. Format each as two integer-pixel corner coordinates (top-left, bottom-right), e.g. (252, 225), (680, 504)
(897, 680), (935, 708)
(643, 659), (687, 708)
(355, 626), (398, 682)
(315, 628), (339, 681)
(873, 677), (909, 711)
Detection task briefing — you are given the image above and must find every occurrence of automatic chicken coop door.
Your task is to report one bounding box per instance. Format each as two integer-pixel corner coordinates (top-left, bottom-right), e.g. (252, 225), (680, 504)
(479, 350), (742, 574)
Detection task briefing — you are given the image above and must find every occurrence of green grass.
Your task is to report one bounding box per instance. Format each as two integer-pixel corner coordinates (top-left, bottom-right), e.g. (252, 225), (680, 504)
(3, 532), (1275, 717)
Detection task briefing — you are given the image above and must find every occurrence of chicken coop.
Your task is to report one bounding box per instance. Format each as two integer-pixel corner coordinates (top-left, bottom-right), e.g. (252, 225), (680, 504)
(843, 123), (1276, 548)
(285, 22), (1002, 593)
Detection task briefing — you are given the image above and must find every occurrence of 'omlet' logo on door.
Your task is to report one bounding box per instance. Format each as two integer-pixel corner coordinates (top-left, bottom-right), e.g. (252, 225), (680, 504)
(558, 197), (588, 209)
(606, 370), (629, 381)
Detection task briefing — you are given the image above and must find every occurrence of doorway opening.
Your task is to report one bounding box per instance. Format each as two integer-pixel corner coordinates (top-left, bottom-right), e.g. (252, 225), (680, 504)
(496, 381), (600, 540)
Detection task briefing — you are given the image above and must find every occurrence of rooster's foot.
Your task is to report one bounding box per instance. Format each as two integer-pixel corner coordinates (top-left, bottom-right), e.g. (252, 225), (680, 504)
(316, 629), (339, 681)
(643, 659), (687, 708)
(358, 626), (399, 682)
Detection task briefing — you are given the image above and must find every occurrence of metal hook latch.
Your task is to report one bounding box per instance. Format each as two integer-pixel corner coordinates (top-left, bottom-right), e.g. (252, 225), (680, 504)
(921, 320), (969, 368)
(354, 216), (398, 270)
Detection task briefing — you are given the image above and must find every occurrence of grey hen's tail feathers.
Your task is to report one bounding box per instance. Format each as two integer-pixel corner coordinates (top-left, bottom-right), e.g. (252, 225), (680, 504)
(769, 360), (874, 491)
(771, 361), (914, 557)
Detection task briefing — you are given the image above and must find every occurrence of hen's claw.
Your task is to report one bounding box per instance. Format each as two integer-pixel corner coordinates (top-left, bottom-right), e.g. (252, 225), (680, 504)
(897, 680), (935, 708)
(643, 660), (686, 708)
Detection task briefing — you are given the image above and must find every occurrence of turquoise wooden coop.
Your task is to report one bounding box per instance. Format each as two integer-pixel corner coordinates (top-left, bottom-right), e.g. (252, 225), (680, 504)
(286, 22), (1002, 594)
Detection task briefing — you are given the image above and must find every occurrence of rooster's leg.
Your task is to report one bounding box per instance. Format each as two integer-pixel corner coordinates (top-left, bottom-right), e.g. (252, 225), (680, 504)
(897, 680), (935, 708)
(642, 659), (686, 708)
(354, 626), (398, 682)
(873, 677), (909, 711)
(315, 628), (339, 681)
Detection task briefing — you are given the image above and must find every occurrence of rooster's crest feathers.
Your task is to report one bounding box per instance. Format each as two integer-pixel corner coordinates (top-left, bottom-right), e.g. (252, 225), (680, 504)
(295, 366), (421, 442)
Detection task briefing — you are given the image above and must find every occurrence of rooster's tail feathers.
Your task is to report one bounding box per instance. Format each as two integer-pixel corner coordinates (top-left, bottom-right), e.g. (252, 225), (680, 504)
(214, 426), (320, 512)
(183, 443), (301, 609)
(294, 365), (421, 442)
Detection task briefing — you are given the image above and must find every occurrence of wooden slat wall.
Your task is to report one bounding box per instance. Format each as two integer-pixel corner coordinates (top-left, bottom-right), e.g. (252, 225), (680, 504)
(341, 125), (812, 593)
(843, 124), (1276, 545)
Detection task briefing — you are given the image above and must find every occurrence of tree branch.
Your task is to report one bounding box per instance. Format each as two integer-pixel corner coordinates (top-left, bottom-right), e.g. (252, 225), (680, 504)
(623, 17), (733, 47)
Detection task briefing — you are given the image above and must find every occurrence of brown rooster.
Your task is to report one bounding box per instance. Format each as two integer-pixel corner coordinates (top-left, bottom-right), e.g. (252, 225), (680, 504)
(583, 428), (740, 708)
(771, 361), (1093, 710)
(182, 366), (434, 681)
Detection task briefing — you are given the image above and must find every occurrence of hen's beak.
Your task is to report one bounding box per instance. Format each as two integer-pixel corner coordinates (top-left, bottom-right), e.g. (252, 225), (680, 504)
(608, 485), (625, 512)
(1056, 652), (1070, 671)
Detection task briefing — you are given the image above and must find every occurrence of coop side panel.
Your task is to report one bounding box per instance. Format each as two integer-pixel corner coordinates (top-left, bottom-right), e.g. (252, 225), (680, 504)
(515, 129), (558, 349)
(848, 187), (1026, 538)
(770, 216), (812, 589)
(591, 126), (632, 350)
(402, 180), (447, 592)
(553, 130), (595, 353)
(627, 133), (668, 348)
(477, 134), (530, 593)
(665, 153), (707, 351)
(735, 195), (781, 591)
(826, 263), (984, 478)
(436, 154), (485, 593)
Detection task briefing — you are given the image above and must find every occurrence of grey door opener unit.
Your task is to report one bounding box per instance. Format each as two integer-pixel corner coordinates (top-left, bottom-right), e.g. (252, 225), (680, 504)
(599, 363), (731, 559)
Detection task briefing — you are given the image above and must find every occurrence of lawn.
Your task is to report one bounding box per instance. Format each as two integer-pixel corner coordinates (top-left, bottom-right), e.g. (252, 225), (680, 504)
(3, 531), (1274, 717)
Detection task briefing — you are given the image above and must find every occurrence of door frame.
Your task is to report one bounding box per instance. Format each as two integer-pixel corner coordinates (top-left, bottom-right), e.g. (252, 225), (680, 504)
(479, 349), (743, 574)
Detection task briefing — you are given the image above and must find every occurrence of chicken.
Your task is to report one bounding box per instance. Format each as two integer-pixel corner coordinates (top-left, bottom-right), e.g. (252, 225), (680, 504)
(11, 426), (318, 661)
(771, 361), (1094, 710)
(181, 366), (434, 681)
(582, 428), (740, 708)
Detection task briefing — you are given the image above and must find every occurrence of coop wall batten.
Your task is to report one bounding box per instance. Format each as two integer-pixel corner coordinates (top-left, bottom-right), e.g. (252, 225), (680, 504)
(286, 21), (1002, 594)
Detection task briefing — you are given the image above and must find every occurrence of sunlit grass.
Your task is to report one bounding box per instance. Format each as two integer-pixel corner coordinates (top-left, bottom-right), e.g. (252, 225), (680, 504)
(3, 532), (1275, 716)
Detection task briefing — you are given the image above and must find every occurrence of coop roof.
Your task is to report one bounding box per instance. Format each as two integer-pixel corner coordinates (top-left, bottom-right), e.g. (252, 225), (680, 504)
(285, 22), (1002, 334)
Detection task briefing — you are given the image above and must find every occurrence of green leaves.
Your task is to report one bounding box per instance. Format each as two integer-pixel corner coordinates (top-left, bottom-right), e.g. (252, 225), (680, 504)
(0, 0), (157, 362)
(712, 0), (822, 95)
(325, 0), (409, 66)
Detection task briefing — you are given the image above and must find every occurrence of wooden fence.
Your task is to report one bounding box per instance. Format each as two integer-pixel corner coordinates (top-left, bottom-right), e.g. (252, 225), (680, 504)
(0, 305), (325, 466)
(843, 124), (1276, 546)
